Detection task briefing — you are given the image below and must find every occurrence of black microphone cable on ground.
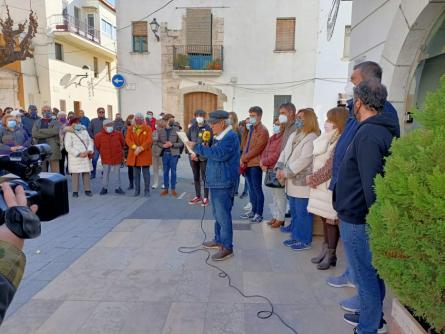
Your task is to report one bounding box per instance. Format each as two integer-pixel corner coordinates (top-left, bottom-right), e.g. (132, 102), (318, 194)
(177, 204), (299, 334)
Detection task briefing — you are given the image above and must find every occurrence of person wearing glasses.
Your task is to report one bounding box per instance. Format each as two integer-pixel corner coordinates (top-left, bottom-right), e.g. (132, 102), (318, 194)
(88, 107), (107, 179)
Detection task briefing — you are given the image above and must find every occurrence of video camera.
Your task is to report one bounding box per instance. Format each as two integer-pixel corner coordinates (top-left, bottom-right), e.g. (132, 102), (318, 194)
(0, 144), (69, 222)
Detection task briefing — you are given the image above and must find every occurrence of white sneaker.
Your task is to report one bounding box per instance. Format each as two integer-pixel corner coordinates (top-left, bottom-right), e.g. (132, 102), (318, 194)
(243, 202), (252, 211)
(152, 184), (158, 189)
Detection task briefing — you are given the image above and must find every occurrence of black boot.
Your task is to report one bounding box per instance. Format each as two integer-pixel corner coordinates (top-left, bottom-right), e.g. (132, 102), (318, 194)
(311, 242), (327, 264)
(317, 248), (337, 270)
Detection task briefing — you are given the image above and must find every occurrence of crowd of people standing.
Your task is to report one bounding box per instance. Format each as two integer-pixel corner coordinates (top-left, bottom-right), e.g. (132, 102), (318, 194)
(0, 60), (399, 334)
(184, 61), (400, 334)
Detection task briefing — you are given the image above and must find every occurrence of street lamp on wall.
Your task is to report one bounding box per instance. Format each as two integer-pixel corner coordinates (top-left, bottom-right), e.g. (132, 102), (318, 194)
(150, 18), (160, 42)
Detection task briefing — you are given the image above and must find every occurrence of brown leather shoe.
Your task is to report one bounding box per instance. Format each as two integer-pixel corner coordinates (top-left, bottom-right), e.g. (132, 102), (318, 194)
(171, 189), (178, 197)
(202, 240), (221, 249)
(211, 247), (234, 261)
(267, 219), (276, 226)
(271, 220), (285, 228)
(160, 189), (169, 196)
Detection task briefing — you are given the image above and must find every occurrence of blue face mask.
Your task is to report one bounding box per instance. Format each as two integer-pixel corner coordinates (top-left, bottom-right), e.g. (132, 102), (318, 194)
(249, 117), (257, 126)
(44, 112), (52, 119)
(272, 125), (281, 135)
(7, 120), (17, 129)
(74, 124), (82, 131)
(295, 119), (304, 129)
(105, 126), (113, 133)
(246, 123), (252, 131)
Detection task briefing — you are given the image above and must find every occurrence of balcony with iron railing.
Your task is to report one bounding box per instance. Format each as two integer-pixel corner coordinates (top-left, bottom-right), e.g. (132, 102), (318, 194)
(48, 14), (101, 45)
(173, 45), (223, 76)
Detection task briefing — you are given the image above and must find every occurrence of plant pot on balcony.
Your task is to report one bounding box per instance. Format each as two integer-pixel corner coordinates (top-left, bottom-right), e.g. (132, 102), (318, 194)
(391, 299), (440, 334)
(213, 63), (222, 70)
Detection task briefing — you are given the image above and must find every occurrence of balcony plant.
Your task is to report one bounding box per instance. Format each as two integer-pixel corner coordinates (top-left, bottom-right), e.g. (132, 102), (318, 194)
(174, 53), (189, 70)
(367, 76), (445, 333)
(207, 59), (222, 70)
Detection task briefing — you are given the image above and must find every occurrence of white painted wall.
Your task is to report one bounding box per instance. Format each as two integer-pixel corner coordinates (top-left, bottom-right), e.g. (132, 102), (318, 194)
(117, 0), (351, 131)
(313, 0), (352, 126)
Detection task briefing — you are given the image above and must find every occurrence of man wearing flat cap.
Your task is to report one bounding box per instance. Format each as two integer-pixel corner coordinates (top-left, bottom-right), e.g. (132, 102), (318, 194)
(186, 110), (240, 261)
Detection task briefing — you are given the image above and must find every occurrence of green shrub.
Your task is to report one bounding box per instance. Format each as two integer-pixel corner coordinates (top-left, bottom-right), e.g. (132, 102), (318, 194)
(368, 76), (445, 333)
(174, 54), (188, 69)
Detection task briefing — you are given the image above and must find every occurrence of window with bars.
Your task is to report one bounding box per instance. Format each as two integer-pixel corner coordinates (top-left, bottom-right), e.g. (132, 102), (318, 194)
(132, 21), (148, 53)
(275, 18), (296, 52)
(274, 95), (292, 120)
(93, 57), (99, 78)
(59, 100), (66, 112)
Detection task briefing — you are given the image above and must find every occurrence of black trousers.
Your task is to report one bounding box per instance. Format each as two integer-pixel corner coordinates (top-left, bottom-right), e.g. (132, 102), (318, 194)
(59, 148), (68, 175)
(128, 165), (134, 186)
(190, 159), (209, 198)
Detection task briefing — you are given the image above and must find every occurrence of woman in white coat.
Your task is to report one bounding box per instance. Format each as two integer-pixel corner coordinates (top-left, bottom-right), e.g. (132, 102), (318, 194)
(306, 107), (349, 269)
(276, 108), (320, 251)
(64, 117), (94, 198)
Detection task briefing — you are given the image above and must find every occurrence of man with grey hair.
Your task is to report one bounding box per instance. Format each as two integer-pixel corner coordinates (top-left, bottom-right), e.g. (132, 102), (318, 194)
(333, 79), (399, 334)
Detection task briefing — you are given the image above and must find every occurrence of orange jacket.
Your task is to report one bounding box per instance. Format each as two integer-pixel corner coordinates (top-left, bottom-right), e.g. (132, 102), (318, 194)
(125, 124), (153, 166)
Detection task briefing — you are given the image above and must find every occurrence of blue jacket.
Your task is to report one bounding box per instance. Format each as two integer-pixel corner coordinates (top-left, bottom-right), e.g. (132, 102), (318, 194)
(333, 112), (399, 224)
(194, 129), (240, 189)
(329, 99), (400, 191)
(80, 116), (91, 128)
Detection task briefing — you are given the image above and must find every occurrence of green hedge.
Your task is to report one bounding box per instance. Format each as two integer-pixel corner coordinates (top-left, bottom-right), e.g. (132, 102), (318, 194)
(368, 76), (445, 333)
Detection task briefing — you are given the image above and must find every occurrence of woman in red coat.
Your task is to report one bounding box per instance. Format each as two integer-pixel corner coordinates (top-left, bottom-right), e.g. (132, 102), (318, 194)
(260, 119), (285, 228)
(126, 112), (153, 197)
(94, 119), (125, 195)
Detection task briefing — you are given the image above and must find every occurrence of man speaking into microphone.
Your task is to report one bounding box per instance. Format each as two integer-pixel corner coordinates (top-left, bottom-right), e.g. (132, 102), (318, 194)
(186, 110), (240, 261)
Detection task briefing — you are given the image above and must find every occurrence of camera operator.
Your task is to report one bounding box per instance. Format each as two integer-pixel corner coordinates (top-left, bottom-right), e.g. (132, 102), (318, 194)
(0, 182), (40, 325)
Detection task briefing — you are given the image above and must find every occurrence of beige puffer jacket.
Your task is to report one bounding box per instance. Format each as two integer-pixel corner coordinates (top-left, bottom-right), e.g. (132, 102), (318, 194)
(307, 130), (339, 220)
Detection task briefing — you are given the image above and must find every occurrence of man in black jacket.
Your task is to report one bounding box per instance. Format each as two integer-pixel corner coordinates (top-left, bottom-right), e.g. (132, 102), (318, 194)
(333, 79), (398, 334)
(187, 109), (213, 206)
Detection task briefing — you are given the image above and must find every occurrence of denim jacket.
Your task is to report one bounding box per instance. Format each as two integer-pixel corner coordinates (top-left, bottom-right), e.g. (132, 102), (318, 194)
(194, 130), (240, 189)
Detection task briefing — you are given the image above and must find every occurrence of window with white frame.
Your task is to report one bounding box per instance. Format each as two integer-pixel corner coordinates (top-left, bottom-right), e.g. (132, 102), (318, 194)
(101, 19), (116, 40)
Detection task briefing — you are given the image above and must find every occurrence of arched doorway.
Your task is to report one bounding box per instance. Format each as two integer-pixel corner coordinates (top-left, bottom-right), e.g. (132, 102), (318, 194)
(183, 92), (217, 129)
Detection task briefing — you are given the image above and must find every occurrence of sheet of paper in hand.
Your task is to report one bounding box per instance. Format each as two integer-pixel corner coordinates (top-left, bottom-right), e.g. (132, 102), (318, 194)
(177, 131), (196, 155)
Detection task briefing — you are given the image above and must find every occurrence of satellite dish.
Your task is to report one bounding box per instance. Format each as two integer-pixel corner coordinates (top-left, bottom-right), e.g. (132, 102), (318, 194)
(60, 74), (71, 87)
(327, 0), (341, 41)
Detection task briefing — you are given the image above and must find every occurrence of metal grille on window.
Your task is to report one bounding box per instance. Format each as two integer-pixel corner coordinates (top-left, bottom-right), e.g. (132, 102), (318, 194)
(275, 18), (296, 51)
(274, 95), (292, 120)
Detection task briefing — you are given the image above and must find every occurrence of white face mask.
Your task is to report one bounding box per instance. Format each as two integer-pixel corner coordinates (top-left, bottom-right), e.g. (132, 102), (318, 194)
(278, 114), (288, 124)
(324, 121), (335, 133)
(196, 117), (204, 124)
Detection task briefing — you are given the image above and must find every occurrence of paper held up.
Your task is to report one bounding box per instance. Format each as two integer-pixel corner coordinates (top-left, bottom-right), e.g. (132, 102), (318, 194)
(177, 131), (196, 155)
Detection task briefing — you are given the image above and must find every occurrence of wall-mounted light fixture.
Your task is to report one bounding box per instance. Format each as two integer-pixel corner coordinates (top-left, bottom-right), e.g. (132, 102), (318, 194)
(150, 18), (160, 42)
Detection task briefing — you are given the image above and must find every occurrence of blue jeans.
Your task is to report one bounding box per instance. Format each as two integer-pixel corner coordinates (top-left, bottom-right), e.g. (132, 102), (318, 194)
(91, 147), (100, 177)
(245, 166), (264, 216)
(289, 196), (313, 244)
(211, 187), (235, 249)
(340, 221), (385, 334)
(162, 151), (179, 190)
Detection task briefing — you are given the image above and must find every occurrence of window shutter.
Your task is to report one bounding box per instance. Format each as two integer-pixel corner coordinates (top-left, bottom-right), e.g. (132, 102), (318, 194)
(132, 21), (148, 37)
(276, 18), (296, 51)
(186, 8), (212, 46)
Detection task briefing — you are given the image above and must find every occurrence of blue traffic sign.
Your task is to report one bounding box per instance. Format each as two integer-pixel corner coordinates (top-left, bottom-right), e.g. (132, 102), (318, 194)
(112, 74), (126, 88)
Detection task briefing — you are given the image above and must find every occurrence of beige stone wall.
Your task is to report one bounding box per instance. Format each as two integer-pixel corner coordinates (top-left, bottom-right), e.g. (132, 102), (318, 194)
(160, 15), (225, 127)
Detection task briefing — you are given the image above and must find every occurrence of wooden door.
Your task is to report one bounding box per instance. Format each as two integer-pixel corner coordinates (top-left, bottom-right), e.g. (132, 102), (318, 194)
(184, 92), (217, 129)
(74, 101), (81, 116)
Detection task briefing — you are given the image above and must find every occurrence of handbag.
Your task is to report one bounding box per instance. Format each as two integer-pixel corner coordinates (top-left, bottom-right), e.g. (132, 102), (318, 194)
(239, 164), (247, 176)
(73, 132), (93, 159)
(264, 169), (284, 188)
